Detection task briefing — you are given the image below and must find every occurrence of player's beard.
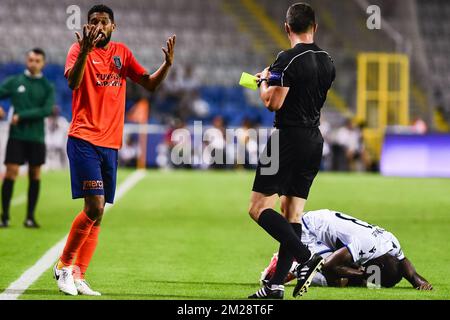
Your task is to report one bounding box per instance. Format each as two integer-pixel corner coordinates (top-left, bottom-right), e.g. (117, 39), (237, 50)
(96, 33), (112, 48)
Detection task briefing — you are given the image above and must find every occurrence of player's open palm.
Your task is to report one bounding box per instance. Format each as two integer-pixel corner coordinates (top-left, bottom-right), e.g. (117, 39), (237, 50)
(75, 24), (103, 53)
(162, 35), (176, 66)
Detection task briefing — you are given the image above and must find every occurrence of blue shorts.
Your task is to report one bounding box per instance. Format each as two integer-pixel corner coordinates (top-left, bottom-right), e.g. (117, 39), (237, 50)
(67, 137), (118, 204)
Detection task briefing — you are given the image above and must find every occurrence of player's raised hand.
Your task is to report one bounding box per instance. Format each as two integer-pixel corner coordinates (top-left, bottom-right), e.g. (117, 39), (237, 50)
(0, 106), (5, 119)
(162, 35), (176, 66)
(75, 24), (103, 54)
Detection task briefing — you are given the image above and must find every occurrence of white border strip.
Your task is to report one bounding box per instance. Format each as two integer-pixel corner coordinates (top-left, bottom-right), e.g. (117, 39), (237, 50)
(0, 169), (146, 300)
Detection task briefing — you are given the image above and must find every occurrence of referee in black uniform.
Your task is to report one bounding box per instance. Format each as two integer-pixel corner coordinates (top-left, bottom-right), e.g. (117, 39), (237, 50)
(248, 3), (335, 299)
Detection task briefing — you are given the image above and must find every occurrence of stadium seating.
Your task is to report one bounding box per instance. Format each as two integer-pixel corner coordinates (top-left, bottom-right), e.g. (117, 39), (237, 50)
(0, 0), (269, 126)
(1, 0), (448, 128)
(0, 0), (265, 85)
(417, 0), (450, 116)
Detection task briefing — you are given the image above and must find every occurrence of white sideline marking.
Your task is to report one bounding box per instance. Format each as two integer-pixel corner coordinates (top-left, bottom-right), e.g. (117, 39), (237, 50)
(0, 170), (146, 300)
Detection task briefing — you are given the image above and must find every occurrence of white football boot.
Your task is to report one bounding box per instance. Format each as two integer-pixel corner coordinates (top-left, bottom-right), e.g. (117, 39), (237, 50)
(53, 263), (78, 296)
(74, 279), (102, 296)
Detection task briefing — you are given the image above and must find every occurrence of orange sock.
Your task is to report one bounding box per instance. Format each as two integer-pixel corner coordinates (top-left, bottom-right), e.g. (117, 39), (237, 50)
(60, 211), (95, 267)
(74, 225), (100, 279)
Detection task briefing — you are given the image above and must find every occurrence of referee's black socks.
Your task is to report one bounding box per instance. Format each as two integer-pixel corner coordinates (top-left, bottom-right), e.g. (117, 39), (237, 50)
(1, 178), (14, 222)
(269, 223), (302, 286)
(258, 209), (311, 266)
(27, 179), (40, 221)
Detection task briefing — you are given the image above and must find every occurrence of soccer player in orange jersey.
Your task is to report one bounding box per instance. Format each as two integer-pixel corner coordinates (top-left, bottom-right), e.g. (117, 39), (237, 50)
(53, 4), (176, 296)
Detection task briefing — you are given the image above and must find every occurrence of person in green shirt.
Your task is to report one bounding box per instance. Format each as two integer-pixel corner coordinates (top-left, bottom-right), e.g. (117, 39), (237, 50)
(0, 48), (55, 228)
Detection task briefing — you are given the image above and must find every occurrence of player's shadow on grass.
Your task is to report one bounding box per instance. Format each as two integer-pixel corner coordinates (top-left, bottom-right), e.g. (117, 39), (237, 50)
(143, 279), (256, 287)
(0, 288), (212, 299)
(0, 288), (62, 296)
(104, 292), (218, 299)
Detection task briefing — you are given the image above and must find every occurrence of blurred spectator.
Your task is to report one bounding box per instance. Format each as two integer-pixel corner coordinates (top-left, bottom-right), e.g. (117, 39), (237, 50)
(190, 90), (210, 118)
(156, 118), (190, 169)
(45, 106), (69, 170)
(331, 118), (360, 171)
(204, 115), (226, 169)
(354, 122), (373, 172)
(176, 65), (202, 120)
(161, 66), (184, 96)
(119, 135), (139, 168)
(179, 65), (199, 92)
(150, 67), (183, 120)
(411, 117), (428, 134)
(235, 118), (258, 169)
(319, 116), (332, 171)
(153, 64), (203, 122)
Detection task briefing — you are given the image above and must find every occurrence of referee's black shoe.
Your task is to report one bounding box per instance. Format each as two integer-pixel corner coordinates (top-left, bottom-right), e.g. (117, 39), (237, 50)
(248, 282), (284, 300)
(24, 219), (40, 228)
(293, 253), (324, 297)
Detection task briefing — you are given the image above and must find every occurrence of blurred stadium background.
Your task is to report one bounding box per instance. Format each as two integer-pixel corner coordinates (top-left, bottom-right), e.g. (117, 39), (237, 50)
(1, 0), (450, 300)
(1, 0), (449, 175)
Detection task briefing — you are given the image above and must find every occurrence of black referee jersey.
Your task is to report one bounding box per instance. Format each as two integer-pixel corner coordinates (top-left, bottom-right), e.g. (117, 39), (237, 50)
(268, 42), (335, 128)
(252, 42), (335, 199)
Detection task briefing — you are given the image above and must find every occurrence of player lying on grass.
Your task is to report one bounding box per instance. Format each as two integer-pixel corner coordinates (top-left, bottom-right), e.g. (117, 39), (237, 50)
(53, 4), (175, 296)
(260, 209), (432, 291)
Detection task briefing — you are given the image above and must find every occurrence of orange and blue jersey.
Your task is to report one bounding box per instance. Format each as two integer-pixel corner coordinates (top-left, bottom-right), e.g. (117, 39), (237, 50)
(65, 41), (147, 203)
(65, 41), (147, 149)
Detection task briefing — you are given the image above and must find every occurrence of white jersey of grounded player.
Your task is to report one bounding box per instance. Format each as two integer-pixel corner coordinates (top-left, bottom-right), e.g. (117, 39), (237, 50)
(301, 209), (405, 265)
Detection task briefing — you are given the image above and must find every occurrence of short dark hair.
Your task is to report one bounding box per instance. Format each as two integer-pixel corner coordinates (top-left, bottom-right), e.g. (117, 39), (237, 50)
(88, 4), (114, 22)
(29, 47), (46, 59)
(366, 255), (403, 288)
(286, 3), (316, 34)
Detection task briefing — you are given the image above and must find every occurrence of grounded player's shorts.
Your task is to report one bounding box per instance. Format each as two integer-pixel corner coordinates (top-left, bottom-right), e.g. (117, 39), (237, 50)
(252, 127), (323, 199)
(67, 136), (118, 204)
(4, 138), (46, 166)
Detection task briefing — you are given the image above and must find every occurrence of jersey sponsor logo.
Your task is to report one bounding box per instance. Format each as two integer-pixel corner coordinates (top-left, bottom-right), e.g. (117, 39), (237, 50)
(83, 180), (104, 190)
(113, 55), (122, 69)
(371, 228), (385, 237)
(17, 85), (26, 93)
(95, 73), (123, 87)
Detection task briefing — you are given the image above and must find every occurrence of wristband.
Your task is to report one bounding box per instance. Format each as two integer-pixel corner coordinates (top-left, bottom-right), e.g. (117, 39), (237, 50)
(257, 78), (268, 88)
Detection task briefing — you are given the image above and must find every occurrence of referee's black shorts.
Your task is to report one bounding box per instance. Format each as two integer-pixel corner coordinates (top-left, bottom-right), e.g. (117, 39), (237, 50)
(252, 127), (323, 200)
(4, 138), (46, 166)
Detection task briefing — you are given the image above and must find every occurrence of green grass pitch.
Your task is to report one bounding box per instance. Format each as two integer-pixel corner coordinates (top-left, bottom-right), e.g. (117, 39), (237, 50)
(0, 169), (449, 300)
